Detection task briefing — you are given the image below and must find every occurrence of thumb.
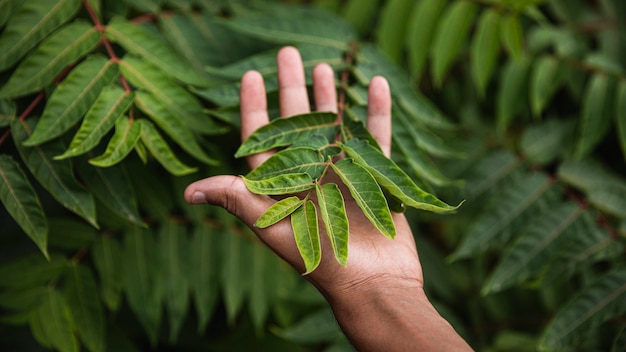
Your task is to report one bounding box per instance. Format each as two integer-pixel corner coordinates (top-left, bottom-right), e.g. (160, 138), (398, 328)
(184, 175), (273, 228)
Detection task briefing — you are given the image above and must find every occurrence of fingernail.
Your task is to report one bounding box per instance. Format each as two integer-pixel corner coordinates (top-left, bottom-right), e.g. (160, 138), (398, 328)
(191, 192), (207, 204)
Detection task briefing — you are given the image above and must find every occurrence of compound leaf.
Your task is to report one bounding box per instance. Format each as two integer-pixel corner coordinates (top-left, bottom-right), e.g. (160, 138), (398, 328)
(331, 158), (395, 239)
(0, 154), (48, 258)
(243, 173), (315, 195)
(25, 55), (118, 146)
(0, 20), (100, 98)
(341, 139), (459, 213)
(292, 200), (321, 275)
(235, 112), (338, 158)
(316, 182), (349, 266)
(0, 0), (81, 71)
(255, 196), (303, 228)
(56, 86), (134, 160)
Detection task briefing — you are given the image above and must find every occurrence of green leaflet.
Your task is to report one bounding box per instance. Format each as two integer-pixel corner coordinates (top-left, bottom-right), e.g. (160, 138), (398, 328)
(291, 134), (341, 159)
(0, 154), (48, 258)
(89, 116), (141, 167)
(135, 90), (218, 165)
(0, 99), (16, 127)
(497, 57), (530, 132)
(588, 186), (626, 219)
(56, 86), (134, 160)
(342, 0), (380, 36)
(255, 196), (303, 228)
(158, 221), (190, 343)
(75, 160), (145, 227)
(316, 182), (349, 266)
(292, 200), (321, 275)
(136, 119), (198, 176)
(482, 202), (584, 294)
(340, 116), (381, 152)
(91, 236), (123, 311)
(520, 119), (574, 165)
(25, 55), (118, 146)
(530, 55), (564, 117)
(375, 0), (413, 63)
(64, 265), (105, 352)
(0, 20), (101, 98)
(235, 112), (339, 158)
(224, 7), (355, 50)
(500, 13), (524, 60)
(189, 225), (219, 333)
(119, 55), (223, 135)
(105, 17), (207, 87)
(30, 287), (78, 352)
(243, 173), (315, 195)
(471, 9), (501, 97)
(11, 119), (97, 228)
(430, 0), (478, 87)
(575, 73), (614, 159)
(0, 0), (81, 71)
(123, 226), (162, 346)
(340, 139), (459, 213)
(221, 230), (252, 325)
(245, 147), (327, 181)
(618, 81), (626, 159)
(405, 0), (447, 82)
(539, 267), (626, 350)
(47, 218), (97, 251)
(330, 158), (396, 239)
(0, 0), (19, 27)
(0, 253), (68, 289)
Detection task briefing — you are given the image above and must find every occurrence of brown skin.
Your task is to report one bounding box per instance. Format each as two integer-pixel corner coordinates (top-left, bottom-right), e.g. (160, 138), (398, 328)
(185, 46), (473, 351)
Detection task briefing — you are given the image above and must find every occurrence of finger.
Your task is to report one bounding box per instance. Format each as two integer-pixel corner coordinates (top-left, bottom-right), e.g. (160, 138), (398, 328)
(277, 46), (311, 117)
(240, 70), (273, 169)
(312, 63), (337, 113)
(184, 175), (304, 269)
(366, 76), (392, 158)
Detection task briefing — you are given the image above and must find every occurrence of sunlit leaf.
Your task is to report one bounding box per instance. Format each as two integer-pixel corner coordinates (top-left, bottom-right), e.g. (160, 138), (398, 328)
(575, 73), (614, 158)
(316, 182), (348, 266)
(25, 55), (118, 146)
(55, 86), (134, 160)
(0, 154), (48, 258)
(0, 0), (81, 71)
(255, 196), (303, 228)
(0, 20), (100, 98)
(235, 112), (338, 158)
(243, 173), (315, 195)
(331, 158), (395, 239)
(500, 13), (524, 60)
(135, 119), (198, 176)
(540, 267), (626, 350)
(135, 90), (218, 165)
(11, 119), (97, 228)
(105, 17), (207, 86)
(292, 200), (321, 275)
(471, 9), (501, 97)
(64, 264), (105, 352)
(430, 1), (478, 87)
(245, 147), (327, 181)
(89, 116), (141, 167)
(405, 0), (447, 82)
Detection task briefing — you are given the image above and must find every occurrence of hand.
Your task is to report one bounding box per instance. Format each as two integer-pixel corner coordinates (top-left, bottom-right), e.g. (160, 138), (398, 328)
(184, 46), (472, 351)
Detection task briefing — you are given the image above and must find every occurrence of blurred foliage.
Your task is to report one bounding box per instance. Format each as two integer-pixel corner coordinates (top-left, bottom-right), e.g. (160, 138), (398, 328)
(0, 0), (625, 351)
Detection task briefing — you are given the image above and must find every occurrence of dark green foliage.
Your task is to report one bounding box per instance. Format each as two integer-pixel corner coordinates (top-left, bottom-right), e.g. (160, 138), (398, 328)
(1, 0), (625, 351)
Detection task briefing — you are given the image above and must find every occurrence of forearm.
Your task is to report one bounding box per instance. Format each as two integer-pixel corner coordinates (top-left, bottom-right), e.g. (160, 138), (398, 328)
(325, 277), (473, 352)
